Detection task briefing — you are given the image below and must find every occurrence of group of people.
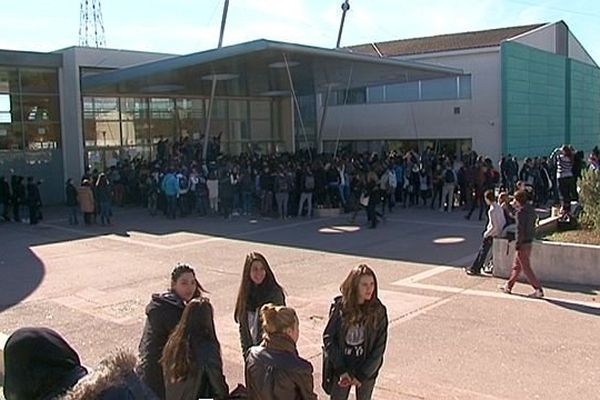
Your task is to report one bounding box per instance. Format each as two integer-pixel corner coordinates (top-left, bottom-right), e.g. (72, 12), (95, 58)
(4, 254), (388, 400)
(0, 172), (42, 225)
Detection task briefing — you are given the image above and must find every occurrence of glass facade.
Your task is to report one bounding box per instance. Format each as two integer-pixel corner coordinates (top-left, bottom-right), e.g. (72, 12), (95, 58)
(0, 65), (63, 204)
(0, 67), (61, 151)
(324, 138), (472, 160)
(82, 96), (285, 169)
(331, 75), (472, 106)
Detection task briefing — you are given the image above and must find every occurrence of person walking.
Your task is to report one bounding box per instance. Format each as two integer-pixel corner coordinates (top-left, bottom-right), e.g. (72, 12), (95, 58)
(465, 190), (506, 275)
(234, 252), (286, 356)
(322, 265), (388, 400)
(95, 173), (113, 225)
(0, 176), (11, 222)
(298, 167), (315, 217)
(245, 304), (318, 400)
(275, 168), (291, 219)
(440, 163), (457, 212)
(499, 190), (544, 298)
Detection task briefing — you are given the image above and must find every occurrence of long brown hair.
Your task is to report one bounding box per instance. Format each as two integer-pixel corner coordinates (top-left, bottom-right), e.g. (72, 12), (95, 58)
(340, 264), (381, 330)
(160, 298), (219, 383)
(234, 252), (284, 323)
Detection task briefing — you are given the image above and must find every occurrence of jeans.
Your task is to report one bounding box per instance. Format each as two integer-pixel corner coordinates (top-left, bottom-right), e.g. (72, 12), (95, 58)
(470, 236), (493, 273)
(242, 191), (253, 215)
(99, 201), (111, 224)
(298, 192), (313, 217)
(441, 183), (455, 211)
(275, 192), (289, 218)
(68, 206), (79, 225)
(330, 378), (376, 400)
(166, 195), (177, 219)
(338, 184), (349, 206)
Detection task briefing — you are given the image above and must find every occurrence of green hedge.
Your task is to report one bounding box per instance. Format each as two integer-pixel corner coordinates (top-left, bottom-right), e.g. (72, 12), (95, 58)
(579, 168), (600, 231)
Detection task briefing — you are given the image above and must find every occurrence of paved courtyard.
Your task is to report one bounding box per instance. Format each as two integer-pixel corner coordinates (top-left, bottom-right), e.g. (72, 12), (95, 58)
(1, 206), (599, 399)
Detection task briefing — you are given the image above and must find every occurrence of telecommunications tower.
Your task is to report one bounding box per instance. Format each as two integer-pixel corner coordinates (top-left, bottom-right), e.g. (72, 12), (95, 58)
(79, 0), (106, 47)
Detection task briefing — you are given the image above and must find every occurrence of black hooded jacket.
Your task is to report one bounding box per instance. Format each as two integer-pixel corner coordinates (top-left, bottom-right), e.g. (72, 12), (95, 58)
(3, 327), (156, 400)
(3, 327), (88, 400)
(138, 292), (186, 400)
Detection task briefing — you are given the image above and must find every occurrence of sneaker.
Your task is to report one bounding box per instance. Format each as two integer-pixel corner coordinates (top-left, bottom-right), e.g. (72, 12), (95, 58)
(465, 268), (480, 276)
(498, 284), (512, 294)
(528, 288), (544, 298)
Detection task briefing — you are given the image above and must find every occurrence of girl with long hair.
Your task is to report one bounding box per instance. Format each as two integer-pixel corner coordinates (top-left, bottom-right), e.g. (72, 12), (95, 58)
(322, 265), (388, 400)
(245, 304), (318, 399)
(234, 252), (286, 356)
(138, 264), (206, 399)
(161, 299), (229, 400)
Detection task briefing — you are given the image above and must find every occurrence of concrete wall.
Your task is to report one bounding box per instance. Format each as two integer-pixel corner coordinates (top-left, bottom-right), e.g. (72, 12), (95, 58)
(321, 49), (503, 161)
(57, 47), (174, 191)
(493, 239), (600, 286)
(568, 31), (598, 66)
(512, 24), (556, 54)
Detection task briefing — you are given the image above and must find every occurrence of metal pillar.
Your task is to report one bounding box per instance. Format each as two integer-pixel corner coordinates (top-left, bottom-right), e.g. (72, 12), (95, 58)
(202, 0), (230, 162)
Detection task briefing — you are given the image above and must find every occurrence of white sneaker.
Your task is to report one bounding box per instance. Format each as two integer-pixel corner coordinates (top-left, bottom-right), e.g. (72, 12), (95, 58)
(528, 288), (544, 299)
(498, 284), (512, 294)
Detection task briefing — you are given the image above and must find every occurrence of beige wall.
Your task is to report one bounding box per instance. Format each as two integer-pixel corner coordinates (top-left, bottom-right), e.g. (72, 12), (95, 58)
(321, 49), (503, 161)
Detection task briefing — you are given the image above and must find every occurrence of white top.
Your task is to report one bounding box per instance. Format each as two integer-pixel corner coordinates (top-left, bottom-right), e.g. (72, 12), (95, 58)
(484, 202), (506, 238)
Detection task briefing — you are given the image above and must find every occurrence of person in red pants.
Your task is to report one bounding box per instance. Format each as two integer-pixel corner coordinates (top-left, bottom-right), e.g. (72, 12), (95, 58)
(499, 190), (544, 298)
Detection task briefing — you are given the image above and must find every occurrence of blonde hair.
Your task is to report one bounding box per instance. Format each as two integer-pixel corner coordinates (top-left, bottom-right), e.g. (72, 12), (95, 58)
(260, 303), (298, 337)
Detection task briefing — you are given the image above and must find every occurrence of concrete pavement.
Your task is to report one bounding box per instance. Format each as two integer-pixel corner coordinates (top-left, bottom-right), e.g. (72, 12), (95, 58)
(0, 206), (598, 399)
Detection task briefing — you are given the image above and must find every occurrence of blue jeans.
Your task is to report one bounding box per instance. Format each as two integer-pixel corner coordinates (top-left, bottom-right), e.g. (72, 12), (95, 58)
(68, 206), (78, 225)
(99, 201), (111, 224)
(166, 195), (177, 219)
(242, 191), (253, 214)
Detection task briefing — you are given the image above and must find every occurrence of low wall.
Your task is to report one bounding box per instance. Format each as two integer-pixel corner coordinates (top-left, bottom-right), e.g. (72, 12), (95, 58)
(493, 238), (600, 286)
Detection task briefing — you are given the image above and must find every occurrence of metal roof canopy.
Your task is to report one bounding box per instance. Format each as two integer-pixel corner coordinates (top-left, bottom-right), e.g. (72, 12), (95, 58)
(81, 39), (464, 97)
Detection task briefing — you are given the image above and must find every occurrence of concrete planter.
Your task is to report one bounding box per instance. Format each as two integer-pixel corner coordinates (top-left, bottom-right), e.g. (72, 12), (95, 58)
(493, 238), (600, 286)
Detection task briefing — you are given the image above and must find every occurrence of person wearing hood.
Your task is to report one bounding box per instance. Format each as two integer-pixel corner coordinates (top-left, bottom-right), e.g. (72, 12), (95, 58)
(138, 264), (206, 399)
(234, 252), (286, 356)
(3, 327), (156, 400)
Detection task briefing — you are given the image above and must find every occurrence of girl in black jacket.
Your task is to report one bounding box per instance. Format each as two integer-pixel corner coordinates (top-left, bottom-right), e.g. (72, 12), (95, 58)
(322, 264), (388, 400)
(161, 298), (229, 400)
(234, 252), (286, 356)
(138, 264), (206, 399)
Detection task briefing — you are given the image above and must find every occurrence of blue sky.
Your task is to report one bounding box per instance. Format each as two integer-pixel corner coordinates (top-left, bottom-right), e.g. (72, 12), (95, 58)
(1, 0), (599, 62)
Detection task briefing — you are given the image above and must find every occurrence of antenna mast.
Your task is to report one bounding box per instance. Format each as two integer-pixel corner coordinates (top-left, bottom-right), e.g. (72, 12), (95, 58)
(79, 0), (106, 47)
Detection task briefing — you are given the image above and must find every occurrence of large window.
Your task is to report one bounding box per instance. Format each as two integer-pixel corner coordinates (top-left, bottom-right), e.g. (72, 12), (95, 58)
(331, 75), (472, 105)
(0, 66), (61, 151)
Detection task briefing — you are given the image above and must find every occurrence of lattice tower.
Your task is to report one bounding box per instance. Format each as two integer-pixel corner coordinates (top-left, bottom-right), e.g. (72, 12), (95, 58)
(78, 0), (106, 47)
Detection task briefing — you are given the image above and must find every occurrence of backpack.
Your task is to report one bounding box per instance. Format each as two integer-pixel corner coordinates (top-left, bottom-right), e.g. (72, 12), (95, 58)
(444, 169), (455, 184)
(304, 175), (315, 191)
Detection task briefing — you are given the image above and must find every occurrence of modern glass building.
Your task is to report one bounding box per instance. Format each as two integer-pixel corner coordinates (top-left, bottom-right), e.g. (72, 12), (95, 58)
(1, 21), (598, 204)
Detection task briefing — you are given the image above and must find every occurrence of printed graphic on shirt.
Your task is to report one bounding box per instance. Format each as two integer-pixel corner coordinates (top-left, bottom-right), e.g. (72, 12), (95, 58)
(344, 324), (365, 358)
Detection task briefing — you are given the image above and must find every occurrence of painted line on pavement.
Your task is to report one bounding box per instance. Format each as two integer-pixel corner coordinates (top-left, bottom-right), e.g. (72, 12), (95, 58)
(0, 331), (8, 381)
(391, 253), (475, 287)
(396, 281), (600, 309)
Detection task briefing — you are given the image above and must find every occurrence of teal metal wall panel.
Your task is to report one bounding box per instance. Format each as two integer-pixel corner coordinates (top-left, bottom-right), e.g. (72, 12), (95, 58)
(569, 59), (600, 151)
(502, 42), (567, 157)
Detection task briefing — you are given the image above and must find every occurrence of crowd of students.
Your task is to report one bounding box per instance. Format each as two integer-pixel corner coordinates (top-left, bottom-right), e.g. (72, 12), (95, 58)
(3, 257), (388, 400)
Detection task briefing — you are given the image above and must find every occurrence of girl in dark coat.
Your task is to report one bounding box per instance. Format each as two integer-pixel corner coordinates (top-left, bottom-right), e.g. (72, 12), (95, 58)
(161, 298), (229, 400)
(138, 264), (206, 400)
(234, 252), (286, 356)
(245, 304), (318, 400)
(322, 265), (388, 400)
